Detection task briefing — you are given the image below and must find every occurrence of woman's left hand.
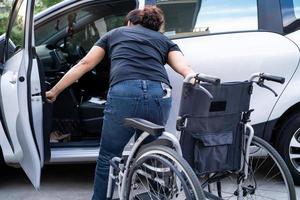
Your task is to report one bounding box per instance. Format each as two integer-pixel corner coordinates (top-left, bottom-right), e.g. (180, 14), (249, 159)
(167, 51), (195, 78)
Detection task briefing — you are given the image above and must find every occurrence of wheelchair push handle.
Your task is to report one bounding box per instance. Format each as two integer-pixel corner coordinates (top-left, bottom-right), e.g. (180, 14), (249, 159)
(249, 73), (285, 84)
(260, 73), (285, 84)
(195, 73), (221, 85)
(249, 73), (285, 97)
(183, 73), (221, 100)
(184, 73), (221, 85)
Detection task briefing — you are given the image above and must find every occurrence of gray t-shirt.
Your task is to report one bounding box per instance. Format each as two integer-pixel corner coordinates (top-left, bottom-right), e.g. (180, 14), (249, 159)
(95, 25), (181, 87)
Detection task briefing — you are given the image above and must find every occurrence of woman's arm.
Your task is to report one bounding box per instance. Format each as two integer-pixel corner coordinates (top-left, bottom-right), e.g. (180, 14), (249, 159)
(46, 46), (105, 102)
(167, 51), (195, 78)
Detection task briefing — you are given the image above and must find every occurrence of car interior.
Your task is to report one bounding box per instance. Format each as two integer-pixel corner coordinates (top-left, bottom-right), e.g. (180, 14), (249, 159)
(34, 1), (136, 148)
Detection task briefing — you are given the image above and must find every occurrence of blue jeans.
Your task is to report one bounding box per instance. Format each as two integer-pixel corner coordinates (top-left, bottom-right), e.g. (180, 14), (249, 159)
(92, 80), (172, 200)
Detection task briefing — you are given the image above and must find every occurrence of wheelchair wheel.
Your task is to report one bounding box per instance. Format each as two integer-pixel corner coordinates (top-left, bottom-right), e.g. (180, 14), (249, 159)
(125, 145), (205, 200)
(201, 135), (296, 200)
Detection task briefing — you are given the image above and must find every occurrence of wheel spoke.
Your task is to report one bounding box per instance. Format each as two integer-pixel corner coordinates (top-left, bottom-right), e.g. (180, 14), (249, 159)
(289, 131), (300, 173)
(201, 137), (294, 200)
(261, 163), (276, 183)
(289, 153), (300, 159)
(252, 155), (268, 175)
(290, 133), (300, 148)
(126, 149), (203, 200)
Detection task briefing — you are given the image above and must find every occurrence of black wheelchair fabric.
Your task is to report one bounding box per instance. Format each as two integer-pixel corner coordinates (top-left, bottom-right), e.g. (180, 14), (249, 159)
(179, 81), (252, 174)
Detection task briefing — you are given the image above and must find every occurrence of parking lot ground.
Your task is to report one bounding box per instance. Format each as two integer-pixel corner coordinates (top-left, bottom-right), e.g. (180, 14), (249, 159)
(0, 164), (94, 200)
(0, 164), (300, 200)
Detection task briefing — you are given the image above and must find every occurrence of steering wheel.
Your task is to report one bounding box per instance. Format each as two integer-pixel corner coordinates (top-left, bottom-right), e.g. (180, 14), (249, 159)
(75, 45), (98, 76)
(75, 45), (87, 59)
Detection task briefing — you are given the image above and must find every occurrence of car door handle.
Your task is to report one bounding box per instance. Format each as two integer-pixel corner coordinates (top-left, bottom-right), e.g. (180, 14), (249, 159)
(32, 92), (41, 96)
(9, 74), (18, 84)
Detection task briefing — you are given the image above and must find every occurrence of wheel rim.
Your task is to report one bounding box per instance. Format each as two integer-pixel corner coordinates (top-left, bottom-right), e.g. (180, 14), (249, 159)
(289, 128), (300, 173)
(127, 154), (195, 200)
(201, 139), (292, 199)
(136, 149), (201, 199)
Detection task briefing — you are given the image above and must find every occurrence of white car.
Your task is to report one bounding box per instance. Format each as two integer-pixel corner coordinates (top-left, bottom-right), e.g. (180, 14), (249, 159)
(1, 0), (300, 188)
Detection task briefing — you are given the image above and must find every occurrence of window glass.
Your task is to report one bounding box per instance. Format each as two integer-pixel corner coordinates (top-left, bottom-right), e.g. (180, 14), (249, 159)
(9, 0), (27, 51)
(294, 0), (300, 18)
(35, 0), (136, 47)
(0, 0), (63, 37)
(0, 1), (12, 36)
(4, 0), (27, 61)
(35, 10), (89, 45)
(156, 0), (258, 38)
(281, 0), (300, 34)
(66, 14), (128, 53)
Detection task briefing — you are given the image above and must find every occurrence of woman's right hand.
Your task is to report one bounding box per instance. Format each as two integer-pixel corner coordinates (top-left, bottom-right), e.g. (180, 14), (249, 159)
(46, 90), (57, 103)
(43, 46), (105, 104)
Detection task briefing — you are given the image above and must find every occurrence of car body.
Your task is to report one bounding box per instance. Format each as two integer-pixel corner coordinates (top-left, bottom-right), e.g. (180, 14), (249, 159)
(1, 0), (300, 188)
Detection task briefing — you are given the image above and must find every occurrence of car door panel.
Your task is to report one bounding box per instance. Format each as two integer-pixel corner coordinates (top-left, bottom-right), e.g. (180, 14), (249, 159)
(1, 49), (42, 188)
(165, 32), (300, 135)
(0, 50), (24, 164)
(0, 0), (43, 189)
(267, 30), (300, 126)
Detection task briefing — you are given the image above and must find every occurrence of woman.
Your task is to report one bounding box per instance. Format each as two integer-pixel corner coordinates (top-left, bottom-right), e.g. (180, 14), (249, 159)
(46, 6), (195, 200)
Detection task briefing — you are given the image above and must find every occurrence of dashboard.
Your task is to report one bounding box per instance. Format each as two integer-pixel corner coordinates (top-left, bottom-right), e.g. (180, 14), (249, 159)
(53, 49), (67, 65)
(36, 45), (70, 75)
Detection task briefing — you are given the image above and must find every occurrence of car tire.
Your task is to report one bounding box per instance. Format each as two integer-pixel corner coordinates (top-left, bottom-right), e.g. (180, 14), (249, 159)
(275, 113), (300, 185)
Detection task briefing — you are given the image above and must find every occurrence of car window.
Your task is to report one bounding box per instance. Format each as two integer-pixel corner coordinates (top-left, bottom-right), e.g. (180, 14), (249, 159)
(35, 10), (89, 45)
(0, 1), (12, 37)
(0, 0), (63, 37)
(156, 0), (258, 38)
(35, 1), (136, 47)
(65, 14), (127, 52)
(281, 0), (300, 34)
(293, 0), (300, 18)
(6, 0), (27, 60)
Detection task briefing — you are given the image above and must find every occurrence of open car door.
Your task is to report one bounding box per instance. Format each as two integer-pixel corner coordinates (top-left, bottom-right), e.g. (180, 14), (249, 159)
(0, 0), (44, 188)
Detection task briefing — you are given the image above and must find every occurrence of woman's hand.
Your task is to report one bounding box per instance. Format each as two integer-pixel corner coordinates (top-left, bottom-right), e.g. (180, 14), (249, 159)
(46, 90), (57, 103)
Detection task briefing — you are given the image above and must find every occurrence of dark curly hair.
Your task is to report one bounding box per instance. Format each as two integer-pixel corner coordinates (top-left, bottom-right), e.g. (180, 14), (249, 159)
(124, 6), (165, 32)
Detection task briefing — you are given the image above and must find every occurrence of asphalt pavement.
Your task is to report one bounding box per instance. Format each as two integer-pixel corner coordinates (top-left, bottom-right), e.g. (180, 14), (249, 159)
(0, 164), (299, 200)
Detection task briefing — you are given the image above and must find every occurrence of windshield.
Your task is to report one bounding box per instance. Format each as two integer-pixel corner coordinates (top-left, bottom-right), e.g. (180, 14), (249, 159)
(35, 10), (89, 45)
(35, 1), (136, 46)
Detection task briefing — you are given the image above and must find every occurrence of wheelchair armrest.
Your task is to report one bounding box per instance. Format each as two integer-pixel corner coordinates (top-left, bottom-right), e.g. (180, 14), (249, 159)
(123, 118), (165, 137)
